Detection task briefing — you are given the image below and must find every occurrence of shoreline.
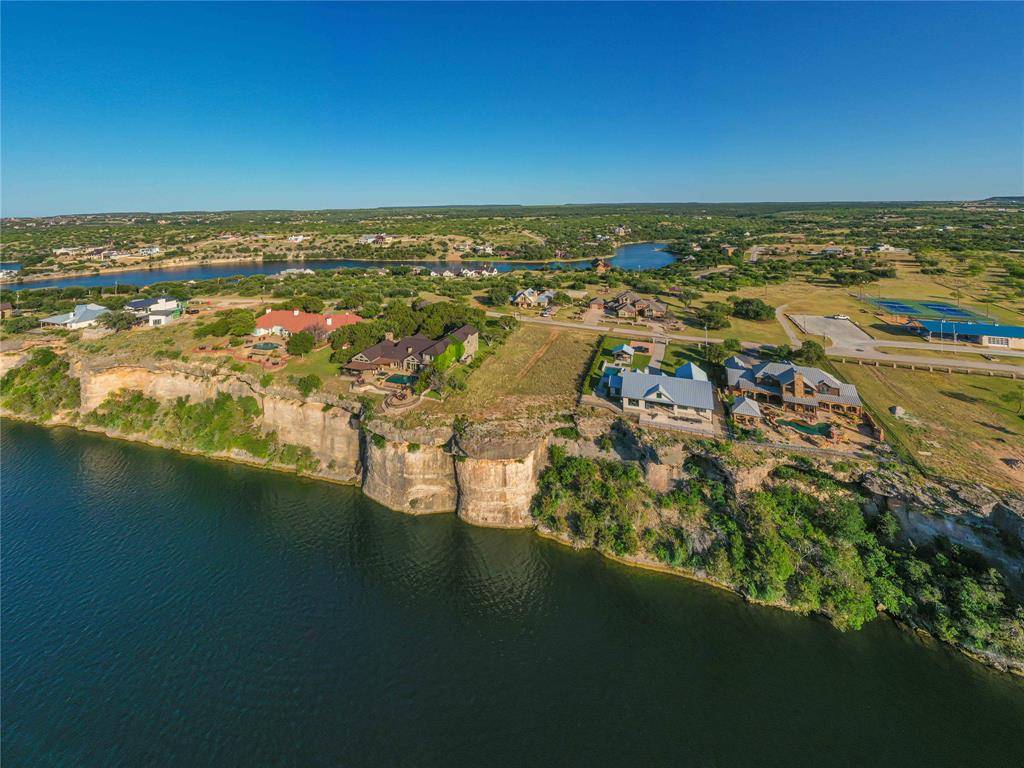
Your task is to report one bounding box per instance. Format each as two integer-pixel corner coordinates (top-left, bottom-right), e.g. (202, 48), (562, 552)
(0, 252), (607, 287)
(2, 410), (1021, 678)
(0, 240), (677, 288)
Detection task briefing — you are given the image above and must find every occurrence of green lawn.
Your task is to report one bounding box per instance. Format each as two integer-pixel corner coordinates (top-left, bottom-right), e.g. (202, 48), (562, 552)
(279, 346), (338, 379)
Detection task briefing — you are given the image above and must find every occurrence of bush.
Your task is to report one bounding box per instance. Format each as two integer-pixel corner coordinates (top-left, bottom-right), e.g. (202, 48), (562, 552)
(0, 348), (81, 420)
(295, 374), (322, 397)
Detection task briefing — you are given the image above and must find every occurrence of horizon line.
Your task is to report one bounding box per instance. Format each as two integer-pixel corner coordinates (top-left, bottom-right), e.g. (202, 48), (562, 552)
(4, 196), (1023, 220)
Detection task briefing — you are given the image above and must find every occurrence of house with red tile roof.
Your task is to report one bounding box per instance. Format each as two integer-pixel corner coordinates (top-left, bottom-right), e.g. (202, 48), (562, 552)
(254, 308), (361, 339)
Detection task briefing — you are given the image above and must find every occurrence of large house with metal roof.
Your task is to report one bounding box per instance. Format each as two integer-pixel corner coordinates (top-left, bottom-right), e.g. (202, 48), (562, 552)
(724, 357), (862, 417)
(604, 290), (667, 319)
(601, 361), (715, 426)
(40, 303), (110, 330)
(912, 320), (1024, 350)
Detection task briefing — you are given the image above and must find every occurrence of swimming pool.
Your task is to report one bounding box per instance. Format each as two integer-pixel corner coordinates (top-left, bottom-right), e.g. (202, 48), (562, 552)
(385, 374), (416, 386)
(778, 419), (833, 437)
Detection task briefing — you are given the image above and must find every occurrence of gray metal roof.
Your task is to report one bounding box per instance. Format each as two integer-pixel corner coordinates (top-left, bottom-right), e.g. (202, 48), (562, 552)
(41, 303), (109, 326)
(731, 396), (762, 418)
(619, 371), (714, 411)
(730, 361), (861, 407)
(674, 361), (708, 381)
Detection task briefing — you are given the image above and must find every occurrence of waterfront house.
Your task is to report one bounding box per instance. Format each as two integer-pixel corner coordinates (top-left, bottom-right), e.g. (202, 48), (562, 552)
(254, 309), (362, 339)
(344, 325), (478, 375)
(725, 358), (862, 417)
(40, 303), (110, 330)
(0, 302), (13, 319)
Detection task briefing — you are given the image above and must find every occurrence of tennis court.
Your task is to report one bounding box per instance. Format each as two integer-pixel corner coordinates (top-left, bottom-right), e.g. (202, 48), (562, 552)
(868, 297), (986, 322)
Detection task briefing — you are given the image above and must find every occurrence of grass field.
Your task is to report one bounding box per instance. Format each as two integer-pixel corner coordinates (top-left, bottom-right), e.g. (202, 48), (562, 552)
(279, 346), (337, 380)
(428, 324), (597, 419)
(834, 363), (1024, 491)
(876, 347), (1024, 365)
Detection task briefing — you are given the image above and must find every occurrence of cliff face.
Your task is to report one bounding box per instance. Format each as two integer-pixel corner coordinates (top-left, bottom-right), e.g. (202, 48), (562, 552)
(361, 425), (457, 513)
(77, 362), (361, 480)
(455, 433), (545, 528)
(260, 398), (360, 481)
(78, 364), (254, 412)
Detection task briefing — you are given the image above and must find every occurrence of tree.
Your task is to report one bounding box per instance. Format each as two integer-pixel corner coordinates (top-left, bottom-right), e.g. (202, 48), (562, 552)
(286, 330), (315, 356)
(100, 310), (138, 331)
(677, 288), (702, 309)
(487, 286), (512, 306)
(693, 301), (731, 330)
(723, 337), (742, 354)
(729, 297), (775, 321)
(792, 340), (828, 366)
(999, 385), (1024, 415)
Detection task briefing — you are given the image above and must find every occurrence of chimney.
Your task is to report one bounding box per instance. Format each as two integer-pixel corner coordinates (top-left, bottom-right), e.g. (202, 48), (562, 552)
(292, 309), (300, 316)
(265, 307), (271, 314)
(406, 346), (413, 354)
(326, 317), (333, 327)
(384, 332), (394, 341)
(791, 370), (804, 395)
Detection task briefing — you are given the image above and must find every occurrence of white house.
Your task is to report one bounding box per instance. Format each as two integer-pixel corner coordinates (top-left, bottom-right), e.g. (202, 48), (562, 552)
(40, 303), (110, 330)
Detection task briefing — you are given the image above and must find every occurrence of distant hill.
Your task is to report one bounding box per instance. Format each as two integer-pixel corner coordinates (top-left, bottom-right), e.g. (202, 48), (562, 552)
(981, 196), (1024, 203)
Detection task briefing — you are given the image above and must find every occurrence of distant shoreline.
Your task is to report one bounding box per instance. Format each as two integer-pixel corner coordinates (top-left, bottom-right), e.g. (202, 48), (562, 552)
(0, 241), (677, 288)
(0, 252), (602, 287)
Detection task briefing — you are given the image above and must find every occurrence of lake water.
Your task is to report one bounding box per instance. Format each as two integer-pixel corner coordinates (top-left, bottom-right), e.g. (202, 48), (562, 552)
(2, 242), (676, 291)
(2, 420), (1022, 767)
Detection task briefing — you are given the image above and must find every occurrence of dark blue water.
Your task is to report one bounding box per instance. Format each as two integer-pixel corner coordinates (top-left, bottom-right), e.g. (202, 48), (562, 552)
(3, 420), (1022, 767)
(1, 243), (675, 291)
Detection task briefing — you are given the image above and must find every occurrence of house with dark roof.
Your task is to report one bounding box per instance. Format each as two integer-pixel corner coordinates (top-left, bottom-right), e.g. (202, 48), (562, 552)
(725, 358), (862, 417)
(604, 291), (666, 319)
(344, 325), (478, 375)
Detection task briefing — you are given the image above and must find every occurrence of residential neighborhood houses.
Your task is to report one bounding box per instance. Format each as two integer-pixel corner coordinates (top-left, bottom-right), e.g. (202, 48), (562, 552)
(254, 308), (362, 339)
(343, 325), (479, 376)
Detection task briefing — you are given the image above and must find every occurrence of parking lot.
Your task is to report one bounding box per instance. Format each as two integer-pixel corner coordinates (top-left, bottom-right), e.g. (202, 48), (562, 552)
(789, 314), (873, 346)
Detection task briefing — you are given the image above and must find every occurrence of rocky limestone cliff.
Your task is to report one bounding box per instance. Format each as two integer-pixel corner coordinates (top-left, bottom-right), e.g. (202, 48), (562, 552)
(76, 362), (362, 480)
(361, 424), (457, 513)
(77, 363), (255, 412)
(261, 398), (360, 481)
(454, 430), (546, 528)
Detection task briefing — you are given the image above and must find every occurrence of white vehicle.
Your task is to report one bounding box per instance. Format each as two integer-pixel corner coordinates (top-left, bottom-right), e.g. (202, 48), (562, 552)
(832, 314), (851, 320)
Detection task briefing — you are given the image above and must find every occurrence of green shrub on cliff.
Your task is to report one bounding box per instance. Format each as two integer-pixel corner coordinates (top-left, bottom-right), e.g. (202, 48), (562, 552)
(85, 390), (160, 434)
(0, 348), (81, 421)
(529, 448), (1024, 648)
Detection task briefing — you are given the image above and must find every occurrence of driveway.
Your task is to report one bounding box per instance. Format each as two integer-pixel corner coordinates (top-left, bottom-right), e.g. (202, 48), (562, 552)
(789, 314), (873, 346)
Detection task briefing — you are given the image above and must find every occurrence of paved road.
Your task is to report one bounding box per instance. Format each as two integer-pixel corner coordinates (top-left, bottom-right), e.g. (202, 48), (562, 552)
(491, 310), (1024, 376)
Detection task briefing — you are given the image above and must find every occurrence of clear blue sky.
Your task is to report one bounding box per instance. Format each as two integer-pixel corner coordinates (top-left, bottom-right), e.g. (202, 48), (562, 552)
(2, 1), (1021, 216)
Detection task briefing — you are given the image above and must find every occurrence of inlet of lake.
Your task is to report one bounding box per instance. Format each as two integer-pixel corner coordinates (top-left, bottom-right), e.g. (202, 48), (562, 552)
(2, 242), (677, 291)
(2, 420), (1022, 766)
